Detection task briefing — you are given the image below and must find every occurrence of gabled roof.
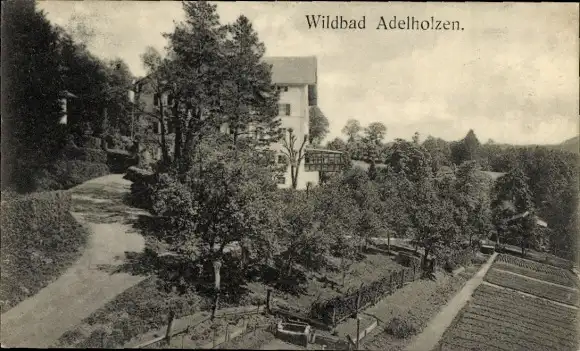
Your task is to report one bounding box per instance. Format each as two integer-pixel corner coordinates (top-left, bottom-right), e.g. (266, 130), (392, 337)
(263, 56), (317, 85)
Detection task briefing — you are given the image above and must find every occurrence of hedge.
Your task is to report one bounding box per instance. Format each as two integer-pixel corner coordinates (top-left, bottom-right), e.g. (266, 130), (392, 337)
(34, 160), (110, 191)
(125, 166), (156, 211)
(61, 146), (108, 164)
(0, 191), (88, 312)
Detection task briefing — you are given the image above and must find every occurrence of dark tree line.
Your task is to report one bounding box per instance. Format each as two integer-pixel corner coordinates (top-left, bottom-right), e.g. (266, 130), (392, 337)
(2, 0), (134, 192)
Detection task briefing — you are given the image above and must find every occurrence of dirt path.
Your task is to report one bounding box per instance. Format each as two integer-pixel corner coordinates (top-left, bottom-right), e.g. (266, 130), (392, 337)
(0, 174), (147, 348)
(404, 252), (498, 351)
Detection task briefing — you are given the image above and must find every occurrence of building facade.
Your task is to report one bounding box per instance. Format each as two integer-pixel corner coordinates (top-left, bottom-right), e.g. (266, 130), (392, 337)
(131, 56), (345, 189)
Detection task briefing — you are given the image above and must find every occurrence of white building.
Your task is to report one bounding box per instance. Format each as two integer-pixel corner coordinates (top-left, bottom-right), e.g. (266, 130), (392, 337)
(132, 56), (345, 190)
(264, 56), (320, 190)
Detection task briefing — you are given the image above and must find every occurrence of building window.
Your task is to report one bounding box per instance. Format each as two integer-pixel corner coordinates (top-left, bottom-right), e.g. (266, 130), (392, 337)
(153, 93), (159, 106)
(276, 176), (286, 184)
(153, 122), (160, 134)
(277, 86), (289, 92)
(277, 155), (286, 164)
(278, 104), (291, 116)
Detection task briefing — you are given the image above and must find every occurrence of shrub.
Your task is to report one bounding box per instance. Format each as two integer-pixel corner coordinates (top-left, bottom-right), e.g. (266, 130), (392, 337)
(61, 146), (108, 163)
(104, 134), (134, 151)
(48, 160), (110, 190)
(124, 166), (153, 183)
(84, 136), (104, 149)
(32, 160), (110, 191)
(0, 191), (88, 312)
(126, 167), (156, 211)
(107, 149), (138, 173)
(385, 316), (417, 339)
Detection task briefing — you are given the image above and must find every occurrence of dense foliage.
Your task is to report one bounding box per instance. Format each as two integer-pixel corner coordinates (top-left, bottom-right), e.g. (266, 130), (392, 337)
(0, 191), (88, 312)
(1, 0), (133, 192)
(327, 121), (577, 260)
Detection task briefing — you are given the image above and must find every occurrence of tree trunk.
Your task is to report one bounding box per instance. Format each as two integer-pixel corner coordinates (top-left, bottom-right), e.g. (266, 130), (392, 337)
(285, 256), (294, 277)
(172, 105), (181, 165)
(341, 257), (346, 287)
(291, 164), (297, 189)
(211, 259), (222, 320)
(422, 247), (431, 271)
(158, 104), (170, 165)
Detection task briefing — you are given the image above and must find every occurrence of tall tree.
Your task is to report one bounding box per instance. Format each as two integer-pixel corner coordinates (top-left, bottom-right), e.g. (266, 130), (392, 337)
(491, 167), (536, 255)
(308, 106), (329, 146)
(364, 122), (387, 144)
(452, 129), (482, 165)
(2, 0), (67, 191)
(280, 128), (308, 190)
(222, 15), (280, 145)
(138, 46), (173, 165)
(326, 137), (347, 152)
(342, 119), (362, 143)
(385, 139), (433, 182)
(151, 136), (281, 306)
(422, 136), (452, 173)
(163, 1), (229, 172)
(454, 161), (493, 246)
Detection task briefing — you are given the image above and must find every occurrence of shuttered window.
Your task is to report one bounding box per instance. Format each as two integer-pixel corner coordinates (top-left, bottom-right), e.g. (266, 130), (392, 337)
(278, 104), (291, 116)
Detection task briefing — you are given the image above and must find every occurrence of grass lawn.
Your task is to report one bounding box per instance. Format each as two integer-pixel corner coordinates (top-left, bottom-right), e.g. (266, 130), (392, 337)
(54, 247), (403, 349)
(359, 264), (482, 351)
(54, 276), (212, 348)
(0, 212), (89, 313)
(246, 251), (405, 314)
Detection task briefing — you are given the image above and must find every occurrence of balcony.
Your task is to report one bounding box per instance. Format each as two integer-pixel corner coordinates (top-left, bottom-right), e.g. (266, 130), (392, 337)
(304, 148), (346, 172)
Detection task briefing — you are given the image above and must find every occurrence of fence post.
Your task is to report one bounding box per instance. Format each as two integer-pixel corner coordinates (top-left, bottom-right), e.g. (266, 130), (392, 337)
(355, 289), (361, 318)
(401, 269), (405, 287)
(356, 318), (361, 350)
(332, 306), (337, 328)
(266, 289), (272, 314)
(389, 274), (393, 293)
(213, 325), (217, 348)
(165, 310), (175, 345)
(225, 323), (229, 342)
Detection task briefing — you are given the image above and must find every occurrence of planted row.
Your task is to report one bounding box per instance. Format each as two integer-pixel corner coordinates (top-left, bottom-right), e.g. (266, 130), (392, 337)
(492, 261), (575, 287)
(496, 254), (570, 278)
(484, 268), (579, 306)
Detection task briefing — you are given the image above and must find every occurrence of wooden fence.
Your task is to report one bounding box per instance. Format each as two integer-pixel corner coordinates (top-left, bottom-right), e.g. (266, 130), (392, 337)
(309, 265), (421, 326)
(131, 305), (266, 349)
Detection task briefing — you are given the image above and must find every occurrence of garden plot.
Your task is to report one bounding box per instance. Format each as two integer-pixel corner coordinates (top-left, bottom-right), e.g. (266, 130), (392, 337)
(492, 261), (576, 287)
(495, 254), (572, 278)
(438, 284), (579, 351)
(484, 268), (579, 306)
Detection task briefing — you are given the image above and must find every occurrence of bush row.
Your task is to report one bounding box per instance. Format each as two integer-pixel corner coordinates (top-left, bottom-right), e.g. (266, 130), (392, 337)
(61, 145), (108, 164)
(443, 248), (475, 272)
(125, 166), (156, 210)
(0, 191), (88, 312)
(34, 160), (110, 191)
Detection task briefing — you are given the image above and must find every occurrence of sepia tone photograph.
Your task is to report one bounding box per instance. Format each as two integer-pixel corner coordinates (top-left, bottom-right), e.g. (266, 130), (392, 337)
(1, 1), (578, 350)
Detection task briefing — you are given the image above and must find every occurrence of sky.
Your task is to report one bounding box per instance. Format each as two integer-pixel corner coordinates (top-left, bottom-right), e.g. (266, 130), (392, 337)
(38, 1), (579, 145)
